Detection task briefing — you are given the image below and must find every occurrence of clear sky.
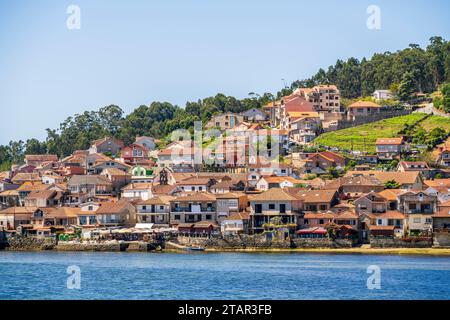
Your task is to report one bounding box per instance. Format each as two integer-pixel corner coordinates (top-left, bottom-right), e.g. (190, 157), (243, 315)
(0, 0), (449, 145)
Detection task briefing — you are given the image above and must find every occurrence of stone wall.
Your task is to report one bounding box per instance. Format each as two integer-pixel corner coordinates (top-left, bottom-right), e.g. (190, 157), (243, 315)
(292, 238), (353, 248)
(56, 242), (127, 252)
(433, 232), (450, 248)
(176, 235), (353, 249)
(370, 236), (432, 248)
(3, 235), (57, 251)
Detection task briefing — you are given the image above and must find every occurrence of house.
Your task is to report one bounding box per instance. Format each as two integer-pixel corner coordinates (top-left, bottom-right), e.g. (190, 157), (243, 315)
(177, 176), (217, 192)
(249, 188), (300, 234)
(221, 212), (250, 235)
(256, 176), (304, 191)
(398, 190), (437, 233)
(169, 193), (217, 225)
(347, 101), (381, 121)
(121, 183), (153, 201)
(294, 85), (341, 113)
(76, 204), (98, 230)
(0, 207), (36, 230)
(433, 201), (450, 231)
(89, 159), (131, 175)
(89, 137), (124, 155)
(11, 173), (41, 185)
(134, 136), (156, 150)
(437, 147), (450, 167)
(375, 137), (405, 160)
(96, 199), (136, 227)
(41, 173), (64, 185)
(346, 171), (423, 190)
(300, 212), (334, 228)
(378, 189), (403, 210)
(24, 154), (58, 167)
(24, 190), (64, 207)
(101, 168), (132, 193)
(354, 192), (388, 215)
(301, 151), (346, 175)
(240, 108), (268, 122)
(121, 143), (150, 165)
(363, 210), (406, 238)
(288, 114), (321, 144)
(322, 176), (384, 199)
(397, 161), (430, 173)
(0, 189), (20, 208)
(135, 196), (173, 225)
(215, 192), (248, 221)
(209, 179), (246, 194)
(248, 160), (292, 176)
(373, 90), (393, 101)
(30, 207), (78, 229)
(206, 112), (244, 130)
(296, 190), (339, 211)
(67, 175), (113, 205)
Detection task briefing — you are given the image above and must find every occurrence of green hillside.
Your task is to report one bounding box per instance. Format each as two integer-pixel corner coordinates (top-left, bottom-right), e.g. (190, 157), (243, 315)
(313, 113), (429, 153)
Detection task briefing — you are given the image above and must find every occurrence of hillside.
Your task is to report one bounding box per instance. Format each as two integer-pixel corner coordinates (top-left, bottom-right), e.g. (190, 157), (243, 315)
(313, 114), (430, 153)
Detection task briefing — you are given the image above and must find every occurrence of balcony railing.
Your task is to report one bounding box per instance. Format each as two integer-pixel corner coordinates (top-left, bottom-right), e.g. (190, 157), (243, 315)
(171, 206), (216, 213)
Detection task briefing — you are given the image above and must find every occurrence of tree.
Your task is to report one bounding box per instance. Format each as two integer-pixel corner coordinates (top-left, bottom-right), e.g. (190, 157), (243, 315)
(385, 180), (401, 189)
(398, 71), (416, 102)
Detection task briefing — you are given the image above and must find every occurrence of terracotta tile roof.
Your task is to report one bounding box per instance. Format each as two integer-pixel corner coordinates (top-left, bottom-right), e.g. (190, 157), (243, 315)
(172, 192), (216, 202)
(68, 175), (112, 186)
(178, 177), (212, 185)
(25, 154), (58, 162)
(122, 182), (153, 191)
(375, 138), (403, 145)
(250, 188), (298, 202)
(322, 176), (383, 190)
(376, 189), (404, 201)
(96, 199), (131, 214)
(11, 173), (41, 183)
(226, 211), (250, 220)
(137, 196), (173, 206)
(424, 179), (450, 188)
(346, 171), (420, 185)
(376, 210), (406, 219)
(151, 184), (180, 195)
(369, 225), (396, 231)
(25, 190), (57, 200)
(348, 101), (381, 108)
(334, 211), (358, 219)
(0, 207), (37, 215)
(283, 96), (315, 112)
(303, 211), (335, 219)
(296, 190), (337, 203)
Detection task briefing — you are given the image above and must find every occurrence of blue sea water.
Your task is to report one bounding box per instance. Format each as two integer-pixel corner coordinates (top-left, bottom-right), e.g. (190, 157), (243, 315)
(0, 251), (449, 300)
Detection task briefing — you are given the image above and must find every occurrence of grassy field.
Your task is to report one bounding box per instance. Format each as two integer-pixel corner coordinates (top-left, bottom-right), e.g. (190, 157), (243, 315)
(420, 115), (450, 132)
(313, 113), (428, 153)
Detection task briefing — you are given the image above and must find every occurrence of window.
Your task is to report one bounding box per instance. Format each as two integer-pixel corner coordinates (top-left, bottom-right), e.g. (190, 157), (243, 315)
(320, 205), (327, 211)
(319, 219), (324, 224)
(413, 218), (421, 223)
(206, 215), (212, 220)
(199, 187), (203, 191)
(377, 219), (382, 225)
(269, 204), (275, 210)
(160, 206), (164, 210)
(174, 215), (181, 220)
(142, 206), (147, 210)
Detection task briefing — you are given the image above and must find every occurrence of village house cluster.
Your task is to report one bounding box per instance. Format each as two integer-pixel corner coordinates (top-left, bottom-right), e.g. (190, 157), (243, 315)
(1, 86), (450, 247)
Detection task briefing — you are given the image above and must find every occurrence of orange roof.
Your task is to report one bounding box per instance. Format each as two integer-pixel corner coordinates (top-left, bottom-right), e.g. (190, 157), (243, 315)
(348, 101), (381, 108)
(376, 138), (403, 145)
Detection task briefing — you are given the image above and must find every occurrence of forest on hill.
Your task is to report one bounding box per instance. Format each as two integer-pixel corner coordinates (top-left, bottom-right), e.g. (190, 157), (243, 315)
(1, 36), (449, 170)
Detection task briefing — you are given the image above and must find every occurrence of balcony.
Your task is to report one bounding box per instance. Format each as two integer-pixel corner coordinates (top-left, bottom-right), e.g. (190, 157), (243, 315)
(171, 206), (216, 213)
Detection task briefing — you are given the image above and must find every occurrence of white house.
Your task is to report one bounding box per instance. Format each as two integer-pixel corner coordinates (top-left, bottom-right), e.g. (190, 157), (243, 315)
(373, 90), (393, 101)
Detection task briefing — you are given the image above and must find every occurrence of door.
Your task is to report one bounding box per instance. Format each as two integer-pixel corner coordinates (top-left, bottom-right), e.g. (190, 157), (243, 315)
(279, 204), (286, 214)
(255, 204), (262, 214)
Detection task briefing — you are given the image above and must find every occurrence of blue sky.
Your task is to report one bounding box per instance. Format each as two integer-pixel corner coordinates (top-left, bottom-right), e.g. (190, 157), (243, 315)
(0, 0), (449, 145)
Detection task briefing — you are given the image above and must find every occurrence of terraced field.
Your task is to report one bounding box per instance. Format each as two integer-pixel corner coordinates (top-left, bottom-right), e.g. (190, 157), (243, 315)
(313, 113), (428, 153)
